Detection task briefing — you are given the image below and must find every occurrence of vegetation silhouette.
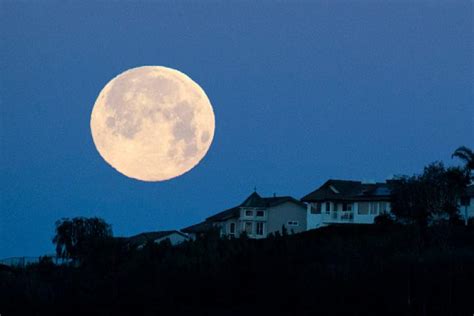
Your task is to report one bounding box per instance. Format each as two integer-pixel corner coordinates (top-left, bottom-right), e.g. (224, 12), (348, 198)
(390, 162), (468, 227)
(1, 223), (473, 315)
(53, 217), (113, 264)
(452, 145), (474, 181)
(1, 147), (473, 315)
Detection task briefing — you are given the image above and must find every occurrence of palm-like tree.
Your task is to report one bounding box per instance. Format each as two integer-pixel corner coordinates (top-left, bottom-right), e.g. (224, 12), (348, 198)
(452, 146), (473, 225)
(452, 146), (474, 181)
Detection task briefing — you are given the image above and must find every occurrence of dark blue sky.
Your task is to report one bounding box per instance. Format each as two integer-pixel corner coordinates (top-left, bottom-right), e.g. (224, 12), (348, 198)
(1, 2), (472, 258)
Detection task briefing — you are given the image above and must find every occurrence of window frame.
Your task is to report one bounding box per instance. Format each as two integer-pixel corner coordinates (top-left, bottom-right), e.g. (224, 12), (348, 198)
(370, 202), (379, 215)
(256, 222), (265, 236)
(311, 202), (322, 214)
(342, 203), (353, 212)
(243, 222), (253, 235)
(229, 222), (236, 235)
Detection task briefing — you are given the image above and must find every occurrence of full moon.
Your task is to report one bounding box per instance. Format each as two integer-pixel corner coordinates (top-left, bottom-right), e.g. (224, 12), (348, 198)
(90, 66), (215, 182)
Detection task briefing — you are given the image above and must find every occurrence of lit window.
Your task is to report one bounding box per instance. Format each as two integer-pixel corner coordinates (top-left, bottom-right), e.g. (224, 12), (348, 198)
(256, 222), (264, 236)
(256, 210), (264, 217)
(245, 210), (253, 217)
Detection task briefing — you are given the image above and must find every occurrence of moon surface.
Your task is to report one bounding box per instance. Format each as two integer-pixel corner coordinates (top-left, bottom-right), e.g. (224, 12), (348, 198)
(90, 66), (215, 181)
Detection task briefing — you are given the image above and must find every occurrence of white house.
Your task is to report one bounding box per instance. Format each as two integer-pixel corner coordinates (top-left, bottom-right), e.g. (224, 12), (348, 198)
(302, 180), (392, 230)
(460, 184), (474, 224)
(125, 230), (189, 248)
(182, 191), (307, 239)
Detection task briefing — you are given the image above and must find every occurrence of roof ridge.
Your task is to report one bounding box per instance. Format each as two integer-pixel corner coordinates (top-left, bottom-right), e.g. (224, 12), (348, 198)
(328, 179), (362, 183)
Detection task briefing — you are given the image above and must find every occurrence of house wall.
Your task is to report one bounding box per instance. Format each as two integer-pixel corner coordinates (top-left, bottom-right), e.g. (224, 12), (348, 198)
(219, 215), (267, 239)
(306, 200), (392, 229)
(266, 201), (307, 235)
(185, 232), (198, 240)
(239, 207), (267, 238)
(460, 197), (474, 223)
(156, 233), (188, 246)
(217, 219), (240, 238)
(215, 202), (307, 238)
(470, 197), (474, 218)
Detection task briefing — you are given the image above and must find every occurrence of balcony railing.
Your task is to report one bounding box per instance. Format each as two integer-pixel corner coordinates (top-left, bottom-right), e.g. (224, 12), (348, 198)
(323, 211), (354, 223)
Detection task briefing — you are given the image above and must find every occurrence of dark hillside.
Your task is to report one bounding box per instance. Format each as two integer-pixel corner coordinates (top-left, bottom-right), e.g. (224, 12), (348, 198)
(1, 224), (473, 315)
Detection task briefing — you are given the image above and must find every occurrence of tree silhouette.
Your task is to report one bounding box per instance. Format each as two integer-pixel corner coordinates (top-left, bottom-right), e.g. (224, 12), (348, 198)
(52, 217), (112, 263)
(390, 162), (467, 227)
(452, 145), (474, 182)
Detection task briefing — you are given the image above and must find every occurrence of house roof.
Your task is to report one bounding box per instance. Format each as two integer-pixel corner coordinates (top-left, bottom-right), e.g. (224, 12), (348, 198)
(301, 179), (392, 202)
(206, 206), (240, 221)
(181, 221), (215, 234)
(125, 230), (187, 247)
(205, 192), (306, 222)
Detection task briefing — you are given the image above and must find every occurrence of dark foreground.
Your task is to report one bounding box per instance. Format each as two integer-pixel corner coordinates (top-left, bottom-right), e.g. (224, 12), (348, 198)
(1, 224), (473, 316)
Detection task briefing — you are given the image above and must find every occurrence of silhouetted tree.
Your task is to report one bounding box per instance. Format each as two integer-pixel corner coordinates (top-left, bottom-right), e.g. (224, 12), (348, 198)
(452, 146), (474, 225)
(281, 224), (288, 236)
(52, 217), (112, 263)
(452, 145), (474, 182)
(374, 212), (395, 226)
(390, 162), (468, 226)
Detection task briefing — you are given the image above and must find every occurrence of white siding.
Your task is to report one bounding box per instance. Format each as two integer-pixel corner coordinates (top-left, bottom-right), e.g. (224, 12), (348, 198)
(155, 233), (188, 245)
(460, 197), (474, 223)
(306, 200), (392, 228)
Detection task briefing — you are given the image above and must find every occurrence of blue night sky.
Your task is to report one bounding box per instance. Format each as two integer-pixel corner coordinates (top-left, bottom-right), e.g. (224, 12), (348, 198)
(1, 2), (472, 258)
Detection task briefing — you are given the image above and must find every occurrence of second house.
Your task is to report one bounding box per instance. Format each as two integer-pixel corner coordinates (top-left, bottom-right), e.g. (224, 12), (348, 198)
(183, 191), (307, 239)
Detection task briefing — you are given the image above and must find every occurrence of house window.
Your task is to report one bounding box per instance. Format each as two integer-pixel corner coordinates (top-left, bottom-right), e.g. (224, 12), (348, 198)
(244, 222), (253, 235)
(311, 203), (322, 214)
(256, 210), (265, 217)
(256, 222), (265, 236)
(379, 202), (387, 213)
(229, 223), (235, 235)
(325, 202), (331, 214)
(358, 202), (369, 215)
(370, 202), (378, 215)
(342, 203), (352, 212)
(245, 210), (253, 217)
(287, 221), (299, 226)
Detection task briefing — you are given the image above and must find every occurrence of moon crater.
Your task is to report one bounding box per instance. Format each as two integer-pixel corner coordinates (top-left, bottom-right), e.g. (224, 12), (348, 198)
(90, 66), (215, 181)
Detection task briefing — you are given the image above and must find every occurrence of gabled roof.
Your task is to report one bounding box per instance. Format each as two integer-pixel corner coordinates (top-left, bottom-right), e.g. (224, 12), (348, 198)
(206, 206), (240, 222)
(205, 192), (306, 222)
(240, 192), (266, 207)
(181, 221), (215, 234)
(301, 179), (392, 202)
(125, 230), (187, 247)
(259, 196), (306, 208)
